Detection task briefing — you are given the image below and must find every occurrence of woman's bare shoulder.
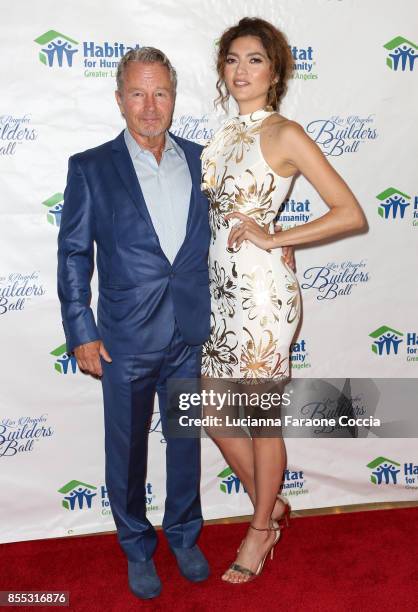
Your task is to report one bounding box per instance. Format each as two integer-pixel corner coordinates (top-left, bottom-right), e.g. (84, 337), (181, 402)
(263, 114), (305, 138)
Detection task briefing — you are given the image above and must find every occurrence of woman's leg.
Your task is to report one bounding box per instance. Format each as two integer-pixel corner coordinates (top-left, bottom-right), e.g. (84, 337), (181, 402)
(253, 437), (285, 528)
(211, 435), (287, 517)
(202, 376), (258, 505)
(222, 437), (285, 583)
(203, 377), (288, 524)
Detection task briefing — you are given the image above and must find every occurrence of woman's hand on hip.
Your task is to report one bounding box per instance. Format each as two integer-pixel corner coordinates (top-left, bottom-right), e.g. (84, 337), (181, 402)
(226, 212), (275, 251)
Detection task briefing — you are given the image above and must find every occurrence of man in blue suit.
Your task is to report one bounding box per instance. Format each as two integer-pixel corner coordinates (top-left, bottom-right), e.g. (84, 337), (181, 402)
(57, 48), (211, 599)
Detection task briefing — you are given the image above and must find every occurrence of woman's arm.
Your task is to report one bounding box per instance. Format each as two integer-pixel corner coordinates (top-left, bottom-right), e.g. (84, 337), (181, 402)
(227, 122), (367, 251)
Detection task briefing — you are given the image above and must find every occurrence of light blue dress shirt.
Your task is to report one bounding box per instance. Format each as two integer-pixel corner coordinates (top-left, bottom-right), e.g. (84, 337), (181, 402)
(124, 128), (192, 264)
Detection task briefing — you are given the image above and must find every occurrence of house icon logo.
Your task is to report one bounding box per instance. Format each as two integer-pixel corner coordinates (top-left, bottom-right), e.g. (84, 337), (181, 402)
(217, 467), (243, 494)
(50, 343), (78, 374)
(366, 457), (401, 485)
(34, 30), (79, 67)
(369, 326), (404, 355)
(376, 188), (411, 219)
(383, 36), (417, 71)
(42, 193), (64, 226)
(290, 339), (310, 369)
(58, 480), (97, 510)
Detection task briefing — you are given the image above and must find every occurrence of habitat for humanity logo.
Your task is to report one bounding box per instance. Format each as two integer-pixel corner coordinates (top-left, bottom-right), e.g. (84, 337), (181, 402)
(58, 480), (157, 516)
(290, 45), (318, 81)
(301, 259), (369, 300)
(306, 114), (377, 156)
(217, 467), (244, 494)
(366, 456), (417, 489)
(281, 469), (308, 497)
(51, 343), (78, 374)
(34, 31), (78, 67)
(383, 36), (417, 71)
(369, 325), (403, 355)
(375, 188), (418, 226)
(276, 197), (313, 229)
(367, 456), (400, 484)
(34, 30), (141, 78)
(0, 272), (45, 315)
(58, 480), (97, 510)
(290, 339), (311, 370)
(369, 326), (418, 363)
(0, 415), (53, 458)
(43, 193), (64, 227)
(101, 483), (157, 517)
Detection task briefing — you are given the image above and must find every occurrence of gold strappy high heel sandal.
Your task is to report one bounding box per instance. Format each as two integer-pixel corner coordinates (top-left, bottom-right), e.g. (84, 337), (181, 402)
(224, 523), (281, 584)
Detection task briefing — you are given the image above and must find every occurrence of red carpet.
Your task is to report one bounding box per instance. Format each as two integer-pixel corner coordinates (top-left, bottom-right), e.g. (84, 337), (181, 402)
(0, 507), (417, 612)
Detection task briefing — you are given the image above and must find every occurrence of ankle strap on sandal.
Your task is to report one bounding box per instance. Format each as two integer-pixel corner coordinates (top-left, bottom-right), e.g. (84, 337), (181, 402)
(250, 523), (280, 532)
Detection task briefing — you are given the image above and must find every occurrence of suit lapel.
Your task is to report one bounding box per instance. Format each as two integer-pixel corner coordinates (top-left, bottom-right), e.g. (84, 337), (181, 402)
(111, 130), (203, 264)
(111, 131), (156, 235)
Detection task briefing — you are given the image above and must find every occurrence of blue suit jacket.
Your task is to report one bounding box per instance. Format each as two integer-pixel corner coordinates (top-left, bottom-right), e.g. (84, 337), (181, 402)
(57, 130), (211, 354)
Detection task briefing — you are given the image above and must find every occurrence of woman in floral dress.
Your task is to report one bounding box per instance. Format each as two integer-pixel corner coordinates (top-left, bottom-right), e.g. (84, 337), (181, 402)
(201, 18), (366, 583)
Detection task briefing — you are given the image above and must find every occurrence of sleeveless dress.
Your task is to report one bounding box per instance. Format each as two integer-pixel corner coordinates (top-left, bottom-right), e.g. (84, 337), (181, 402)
(200, 108), (301, 381)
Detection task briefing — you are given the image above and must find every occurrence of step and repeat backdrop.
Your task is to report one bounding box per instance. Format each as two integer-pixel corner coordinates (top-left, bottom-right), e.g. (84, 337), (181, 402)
(1, 0), (417, 543)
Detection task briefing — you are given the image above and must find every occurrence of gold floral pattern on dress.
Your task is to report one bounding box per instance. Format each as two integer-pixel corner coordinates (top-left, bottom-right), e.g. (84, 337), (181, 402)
(285, 274), (301, 324)
(210, 261), (237, 317)
(201, 108), (301, 381)
(241, 267), (281, 327)
(202, 313), (238, 377)
(201, 161), (234, 240)
(235, 170), (276, 224)
(222, 120), (261, 164)
(200, 118), (236, 160)
(240, 327), (278, 379)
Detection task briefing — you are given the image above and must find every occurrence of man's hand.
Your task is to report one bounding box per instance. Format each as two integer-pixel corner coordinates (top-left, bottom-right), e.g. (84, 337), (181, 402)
(275, 223), (296, 272)
(74, 340), (112, 378)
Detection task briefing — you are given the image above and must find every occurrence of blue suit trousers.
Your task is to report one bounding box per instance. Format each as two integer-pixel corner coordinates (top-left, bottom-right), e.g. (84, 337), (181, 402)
(101, 324), (203, 562)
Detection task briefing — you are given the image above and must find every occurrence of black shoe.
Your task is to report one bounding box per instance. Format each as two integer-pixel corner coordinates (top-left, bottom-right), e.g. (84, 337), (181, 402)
(128, 558), (162, 599)
(171, 545), (210, 582)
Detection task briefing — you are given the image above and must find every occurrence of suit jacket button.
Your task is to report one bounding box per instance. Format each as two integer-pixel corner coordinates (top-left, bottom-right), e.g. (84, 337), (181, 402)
(170, 272), (175, 278)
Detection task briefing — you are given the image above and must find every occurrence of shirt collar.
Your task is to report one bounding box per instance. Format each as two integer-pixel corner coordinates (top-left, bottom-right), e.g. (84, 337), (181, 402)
(124, 128), (183, 160)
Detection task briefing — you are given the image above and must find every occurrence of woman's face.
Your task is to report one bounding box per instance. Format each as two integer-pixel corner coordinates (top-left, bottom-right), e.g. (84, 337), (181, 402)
(223, 35), (274, 112)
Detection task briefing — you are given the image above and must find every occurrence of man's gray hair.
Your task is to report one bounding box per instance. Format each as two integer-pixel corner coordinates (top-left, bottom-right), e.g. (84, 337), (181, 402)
(116, 47), (177, 93)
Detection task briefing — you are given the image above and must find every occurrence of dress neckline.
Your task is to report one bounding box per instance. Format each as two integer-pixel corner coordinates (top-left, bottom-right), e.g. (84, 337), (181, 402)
(236, 107), (275, 124)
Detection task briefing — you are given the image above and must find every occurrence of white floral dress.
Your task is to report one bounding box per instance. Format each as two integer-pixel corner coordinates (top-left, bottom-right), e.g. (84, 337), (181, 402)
(201, 108), (301, 380)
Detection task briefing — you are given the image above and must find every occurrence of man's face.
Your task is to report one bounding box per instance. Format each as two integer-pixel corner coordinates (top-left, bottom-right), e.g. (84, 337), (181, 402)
(115, 61), (175, 138)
